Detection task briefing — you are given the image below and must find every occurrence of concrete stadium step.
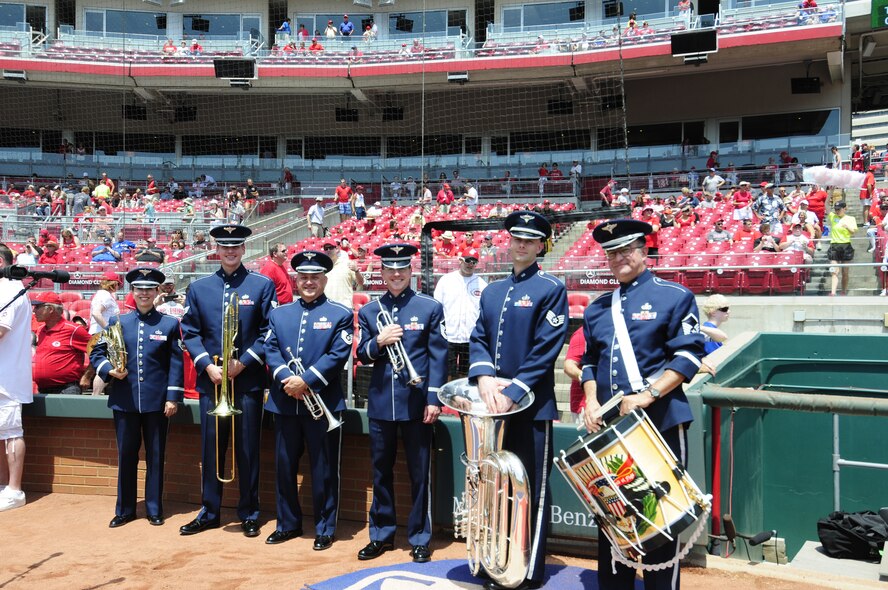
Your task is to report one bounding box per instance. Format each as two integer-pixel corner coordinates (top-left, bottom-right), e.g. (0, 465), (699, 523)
(549, 221), (587, 261)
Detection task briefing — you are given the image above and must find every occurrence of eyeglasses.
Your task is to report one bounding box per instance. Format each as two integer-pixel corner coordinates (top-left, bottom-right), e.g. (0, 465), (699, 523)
(462, 259), (478, 265)
(717, 307), (730, 312)
(322, 245), (336, 251)
(605, 245), (641, 260)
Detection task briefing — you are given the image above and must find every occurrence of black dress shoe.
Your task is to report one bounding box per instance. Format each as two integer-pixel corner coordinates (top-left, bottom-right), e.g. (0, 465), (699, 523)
(241, 519), (260, 538)
(179, 517), (221, 536)
(108, 515), (136, 528)
(483, 580), (541, 590)
(265, 529), (302, 545)
(411, 545), (431, 563)
(357, 540), (394, 560)
(147, 515), (165, 526)
(313, 535), (334, 551)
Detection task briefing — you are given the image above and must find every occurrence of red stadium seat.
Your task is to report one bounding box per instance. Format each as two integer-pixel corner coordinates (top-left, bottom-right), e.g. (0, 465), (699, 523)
(353, 292), (370, 306)
(567, 293), (590, 307)
(683, 255), (713, 294)
(569, 304), (585, 318)
(741, 253), (775, 294)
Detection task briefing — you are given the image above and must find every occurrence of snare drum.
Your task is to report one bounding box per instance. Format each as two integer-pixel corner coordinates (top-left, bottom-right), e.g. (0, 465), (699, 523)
(554, 409), (710, 559)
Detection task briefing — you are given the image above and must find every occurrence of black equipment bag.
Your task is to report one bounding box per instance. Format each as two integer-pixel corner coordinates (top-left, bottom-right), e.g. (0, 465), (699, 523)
(817, 510), (888, 561)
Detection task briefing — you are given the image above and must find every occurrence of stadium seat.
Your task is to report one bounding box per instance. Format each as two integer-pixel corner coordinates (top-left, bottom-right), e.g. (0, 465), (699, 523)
(741, 253), (775, 294)
(353, 292), (370, 306)
(683, 255), (713, 294)
(569, 304), (585, 318)
(710, 254), (743, 294)
(567, 293), (590, 307)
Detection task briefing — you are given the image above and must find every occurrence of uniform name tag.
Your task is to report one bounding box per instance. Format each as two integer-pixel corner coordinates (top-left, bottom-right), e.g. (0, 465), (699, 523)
(149, 334), (168, 341)
(314, 321), (332, 330)
(238, 298), (255, 306)
(404, 316), (424, 331)
(514, 295), (533, 308)
(631, 303), (657, 321)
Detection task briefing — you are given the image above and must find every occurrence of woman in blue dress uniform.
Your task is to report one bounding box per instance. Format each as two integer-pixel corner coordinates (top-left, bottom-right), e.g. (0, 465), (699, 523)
(179, 224), (277, 538)
(581, 219), (706, 590)
(468, 210), (569, 590)
(263, 250), (354, 549)
(355, 243), (448, 564)
(90, 267), (183, 527)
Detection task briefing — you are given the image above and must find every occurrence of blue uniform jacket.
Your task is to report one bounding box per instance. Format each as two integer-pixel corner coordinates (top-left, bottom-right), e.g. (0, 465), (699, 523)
(581, 270), (705, 431)
(357, 289), (447, 421)
(468, 262), (568, 421)
(263, 294), (354, 416)
(90, 309), (184, 413)
(181, 265), (277, 394)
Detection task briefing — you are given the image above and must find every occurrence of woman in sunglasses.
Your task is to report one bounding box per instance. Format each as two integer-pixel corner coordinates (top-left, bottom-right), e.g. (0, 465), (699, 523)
(701, 294), (730, 355)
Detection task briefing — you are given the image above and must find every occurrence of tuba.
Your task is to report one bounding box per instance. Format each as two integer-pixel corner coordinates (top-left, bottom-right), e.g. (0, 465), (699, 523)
(88, 322), (127, 375)
(439, 378), (533, 589)
(375, 307), (423, 386)
(284, 346), (343, 432)
(207, 292), (242, 483)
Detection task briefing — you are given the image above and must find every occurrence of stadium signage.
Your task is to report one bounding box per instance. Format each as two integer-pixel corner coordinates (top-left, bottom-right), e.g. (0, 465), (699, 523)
(872, 0), (888, 28)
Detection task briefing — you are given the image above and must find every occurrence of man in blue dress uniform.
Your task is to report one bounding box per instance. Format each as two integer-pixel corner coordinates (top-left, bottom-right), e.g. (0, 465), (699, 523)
(581, 219), (705, 590)
(356, 243), (447, 563)
(90, 267), (183, 528)
(263, 250), (353, 549)
(180, 224), (277, 537)
(468, 210), (569, 590)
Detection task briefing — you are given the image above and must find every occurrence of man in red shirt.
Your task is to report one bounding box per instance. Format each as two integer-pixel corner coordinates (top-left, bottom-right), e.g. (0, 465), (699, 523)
(599, 179), (615, 205)
(146, 174), (159, 196)
(805, 183), (829, 229)
(37, 241), (62, 265)
(436, 231), (459, 257)
(861, 165), (876, 225)
(260, 243), (294, 305)
(640, 207), (661, 257)
(32, 292), (90, 394)
(732, 218), (758, 242)
(335, 178), (353, 223)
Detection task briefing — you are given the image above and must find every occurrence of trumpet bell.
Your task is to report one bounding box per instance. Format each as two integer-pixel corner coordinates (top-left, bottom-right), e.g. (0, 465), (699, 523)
(208, 397), (242, 417)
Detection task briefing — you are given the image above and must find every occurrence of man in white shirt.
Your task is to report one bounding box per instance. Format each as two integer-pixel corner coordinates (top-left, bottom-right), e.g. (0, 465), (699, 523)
(0, 244), (33, 511)
(570, 160), (583, 198)
(462, 180), (479, 217)
(433, 250), (487, 380)
(307, 197), (326, 238)
(323, 239), (364, 308)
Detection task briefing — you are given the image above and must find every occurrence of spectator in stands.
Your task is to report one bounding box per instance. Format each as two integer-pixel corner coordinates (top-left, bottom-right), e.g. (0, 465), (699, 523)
(501, 170), (513, 197)
(780, 223), (816, 263)
(826, 201), (858, 295)
(192, 230), (210, 251)
(228, 194), (246, 224)
(307, 196), (326, 238)
(334, 178), (353, 222)
(437, 184), (454, 214)
(206, 199), (225, 225)
(819, 4), (837, 22)
(676, 206), (698, 228)
(340, 14), (354, 37)
(142, 196), (157, 224)
(861, 165), (877, 225)
(701, 168), (725, 196)
(261, 243), (294, 305)
(436, 231), (459, 257)
(549, 163), (564, 180)
(324, 20), (337, 39)
(706, 151), (719, 170)
(419, 183), (433, 212)
(700, 191), (717, 210)
(155, 276), (186, 319)
(169, 240), (187, 260)
(640, 207), (661, 257)
(624, 19), (639, 36)
(323, 238), (364, 308)
(677, 188), (700, 209)
(351, 185), (367, 220)
(639, 21), (654, 35)
(37, 241), (61, 264)
(659, 207), (676, 228)
(700, 294), (730, 355)
(347, 46), (363, 63)
(537, 163), (549, 196)
(179, 197), (195, 222)
(805, 184), (828, 228)
(479, 235), (498, 260)
(15, 239), (40, 265)
(87, 270), (122, 394)
(277, 17), (292, 42)
(60, 228), (80, 250)
(31, 292), (90, 395)
(190, 39), (203, 56)
(405, 177), (417, 200)
(732, 219), (757, 243)
(162, 39), (177, 56)
(112, 230), (136, 257)
(613, 187), (630, 206)
(753, 222), (779, 253)
(707, 219), (732, 243)
(134, 238), (165, 264)
(92, 237), (122, 263)
(599, 178), (615, 205)
(411, 38), (425, 54)
(462, 180), (479, 217)
(865, 203), (888, 253)
(488, 200), (509, 218)
(792, 199), (819, 229)
(753, 184), (787, 237)
(397, 43), (410, 57)
(363, 25), (375, 42)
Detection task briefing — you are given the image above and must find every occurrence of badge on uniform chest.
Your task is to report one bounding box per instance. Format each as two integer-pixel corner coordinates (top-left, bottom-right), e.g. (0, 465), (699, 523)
(313, 317), (332, 330)
(149, 329), (167, 341)
(514, 294), (533, 308)
(238, 293), (255, 306)
(631, 303), (657, 321)
(404, 316), (424, 331)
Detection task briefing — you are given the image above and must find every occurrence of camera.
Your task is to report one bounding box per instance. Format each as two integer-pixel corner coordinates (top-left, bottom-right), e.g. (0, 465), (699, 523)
(164, 294), (179, 302)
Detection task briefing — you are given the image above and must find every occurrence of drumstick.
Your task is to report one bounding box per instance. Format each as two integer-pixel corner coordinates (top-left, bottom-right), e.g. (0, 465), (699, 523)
(577, 393), (624, 430)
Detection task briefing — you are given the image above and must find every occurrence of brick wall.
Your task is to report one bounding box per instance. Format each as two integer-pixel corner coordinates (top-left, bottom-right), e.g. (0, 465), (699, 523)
(23, 416), (426, 525)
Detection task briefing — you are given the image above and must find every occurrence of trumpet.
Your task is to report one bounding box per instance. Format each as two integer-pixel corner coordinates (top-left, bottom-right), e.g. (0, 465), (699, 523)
(207, 292), (241, 483)
(375, 308), (423, 386)
(284, 347), (343, 432)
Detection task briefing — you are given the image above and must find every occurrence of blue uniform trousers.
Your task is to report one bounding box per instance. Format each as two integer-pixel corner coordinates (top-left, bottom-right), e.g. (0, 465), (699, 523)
(597, 424), (688, 590)
(368, 418), (432, 547)
(197, 390), (263, 522)
(272, 412), (342, 536)
(503, 419), (553, 584)
(113, 409), (169, 518)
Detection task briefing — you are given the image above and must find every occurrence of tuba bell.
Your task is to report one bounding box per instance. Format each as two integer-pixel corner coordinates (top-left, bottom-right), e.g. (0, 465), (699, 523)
(88, 322), (128, 375)
(207, 292), (242, 483)
(439, 378), (533, 589)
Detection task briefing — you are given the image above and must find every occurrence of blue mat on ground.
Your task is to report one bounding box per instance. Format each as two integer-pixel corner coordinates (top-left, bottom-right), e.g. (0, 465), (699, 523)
(305, 559), (643, 589)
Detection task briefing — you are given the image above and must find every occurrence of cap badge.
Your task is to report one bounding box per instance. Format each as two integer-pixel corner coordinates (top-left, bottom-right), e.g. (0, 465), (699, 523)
(601, 223), (617, 234)
(520, 214), (534, 224)
(390, 246), (404, 254)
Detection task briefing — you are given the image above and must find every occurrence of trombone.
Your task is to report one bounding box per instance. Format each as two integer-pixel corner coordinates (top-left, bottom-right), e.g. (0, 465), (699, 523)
(284, 346), (343, 432)
(207, 292), (241, 483)
(375, 308), (423, 386)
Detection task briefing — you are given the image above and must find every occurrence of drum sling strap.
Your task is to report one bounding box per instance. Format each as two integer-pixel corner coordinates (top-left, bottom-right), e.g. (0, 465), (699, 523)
(607, 287), (711, 574)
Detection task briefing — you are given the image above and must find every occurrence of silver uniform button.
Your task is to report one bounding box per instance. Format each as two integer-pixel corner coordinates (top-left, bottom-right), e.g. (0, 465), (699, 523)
(612, 370), (618, 376)
(613, 357), (618, 362)
(612, 384), (618, 390)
